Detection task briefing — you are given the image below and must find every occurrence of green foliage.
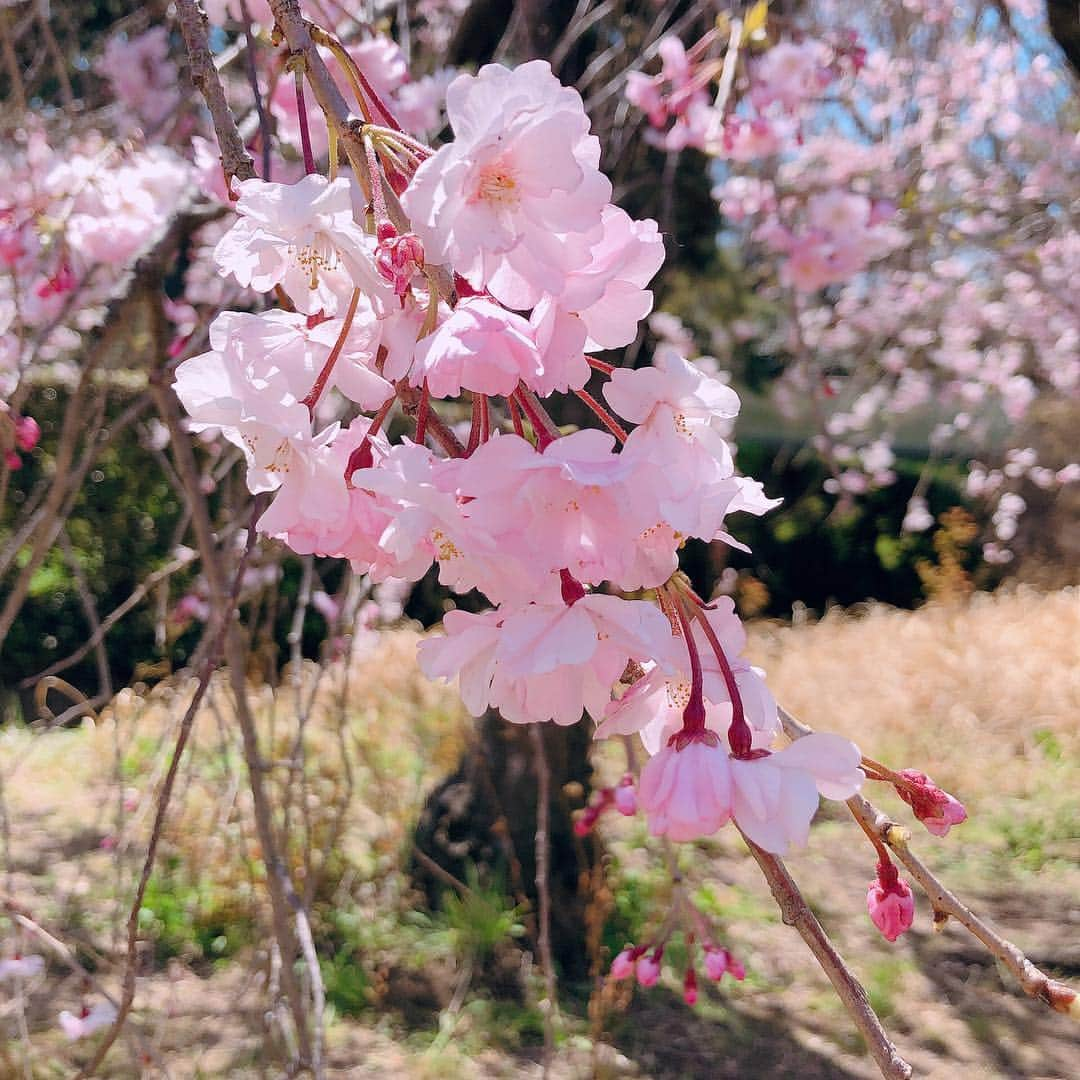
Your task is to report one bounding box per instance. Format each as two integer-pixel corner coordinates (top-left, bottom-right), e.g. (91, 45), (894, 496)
(437, 866), (525, 961)
(321, 949), (371, 1018)
(138, 867), (254, 964)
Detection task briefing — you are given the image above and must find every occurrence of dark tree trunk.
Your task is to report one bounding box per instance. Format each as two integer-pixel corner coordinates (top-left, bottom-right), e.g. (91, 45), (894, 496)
(411, 711), (597, 982)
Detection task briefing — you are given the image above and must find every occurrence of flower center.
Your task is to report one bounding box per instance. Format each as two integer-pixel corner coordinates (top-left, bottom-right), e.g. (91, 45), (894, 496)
(474, 162), (520, 208)
(291, 234), (339, 290)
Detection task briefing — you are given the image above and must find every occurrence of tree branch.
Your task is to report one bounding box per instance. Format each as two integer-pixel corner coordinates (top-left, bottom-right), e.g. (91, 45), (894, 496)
(778, 706), (1079, 1021)
(742, 834), (913, 1080)
(176, 0), (258, 188)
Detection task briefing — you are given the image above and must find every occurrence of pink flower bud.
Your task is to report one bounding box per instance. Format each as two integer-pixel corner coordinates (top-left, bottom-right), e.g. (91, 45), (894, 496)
(635, 949), (662, 988)
(610, 948), (636, 980)
(703, 947), (727, 981)
(5, 450), (22, 471)
(897, 770), (967, 837)
(683, 965), (698, 1005)
(867, 862), (915, 942)
(14, 415), (40, 452)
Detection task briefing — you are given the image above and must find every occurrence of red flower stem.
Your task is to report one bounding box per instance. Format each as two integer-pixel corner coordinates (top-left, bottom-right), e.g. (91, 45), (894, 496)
(688, 600), (748, 745)
(672, 593), (707, 740)
(343, 395), (395, 484)
(294, 69), (317, 174)
(574, 387), (628, 442)
(514, 386), (561, 448)
(850, 803), (893, 865)
(508, 396), (525, 438)
(587, 356), (616, 375)
(466, 393), (483, 455)
(479, 394), (490, 444)
(301, 288), (360, 412)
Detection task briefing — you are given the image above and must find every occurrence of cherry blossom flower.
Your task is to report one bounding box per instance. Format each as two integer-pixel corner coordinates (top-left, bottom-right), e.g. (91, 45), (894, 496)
(638, 738), (733, 842)
(729, 733), (863, 855)
(402, 60), (613, 307)
(214, 176), (388, 315)
(410, 297), (543, 398)
(59, 1001), (118, 1040)
(0, 954), (44, 980)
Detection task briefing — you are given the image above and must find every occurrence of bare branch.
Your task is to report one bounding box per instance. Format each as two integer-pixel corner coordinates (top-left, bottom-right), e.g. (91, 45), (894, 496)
(778, 706), (1080, 1022)
(176, 0), (258, 187)
(743, 835), (914, 1080)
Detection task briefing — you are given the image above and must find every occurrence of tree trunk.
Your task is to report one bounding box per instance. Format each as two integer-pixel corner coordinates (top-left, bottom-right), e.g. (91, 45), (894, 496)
(411, 710), (597, 982)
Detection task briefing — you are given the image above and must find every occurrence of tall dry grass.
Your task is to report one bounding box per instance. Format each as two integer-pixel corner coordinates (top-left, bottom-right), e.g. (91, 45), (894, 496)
(747, 586), (1080, 803)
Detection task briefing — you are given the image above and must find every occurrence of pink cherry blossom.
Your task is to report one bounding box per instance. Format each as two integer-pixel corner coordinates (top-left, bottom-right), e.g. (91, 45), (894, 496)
(410, 297), (543, 399)
(402, 61), (613, 308)
(420, 593), (676, 726)
(59, 1001), (118, 1040)
(214, 176), (388, 315)
(638, 739), (733, 842)
(729, 733), (864, 855)
(0, 954), (44, 980)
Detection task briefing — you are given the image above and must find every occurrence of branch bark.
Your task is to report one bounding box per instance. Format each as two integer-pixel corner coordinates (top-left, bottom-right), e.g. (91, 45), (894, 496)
(743, 835), (913, 1080)
(176, 0), (258, 187)
(778, 706), (1079, 1021)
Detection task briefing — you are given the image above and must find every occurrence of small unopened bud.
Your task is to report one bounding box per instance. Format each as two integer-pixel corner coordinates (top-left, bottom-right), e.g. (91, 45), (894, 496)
(14, 415), (40, 452)
(703, 947), (727, 981)
(635, 948), (662, 988)
(609, 948), (636, 980)
(683, 965), (698, 1005)
(613, 776), (637, 817)
(896, 769), (967, 837)
(867, 861), (915, 942)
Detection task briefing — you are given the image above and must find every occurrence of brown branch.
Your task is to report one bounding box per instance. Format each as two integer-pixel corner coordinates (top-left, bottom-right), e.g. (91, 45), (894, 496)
(743, 835), (914, 1080)
(529, 725), (559, 1076)
(778, 706), (1080, 1021)
(176, 0), (258, 188)
(848, 794), (1079, 1019)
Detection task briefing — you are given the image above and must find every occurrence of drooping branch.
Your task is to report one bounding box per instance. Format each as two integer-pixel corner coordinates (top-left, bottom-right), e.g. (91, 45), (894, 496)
(743, 835), (914, 1080)
(778, 706), (1080, 1021)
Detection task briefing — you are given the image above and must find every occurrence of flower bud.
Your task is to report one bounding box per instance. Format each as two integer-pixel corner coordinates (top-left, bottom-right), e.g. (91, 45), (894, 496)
(635, 948), (662, 988)
(683, 965), (698, 1005)
(703, 947), (727, 981)
(897, 769), (967, 837)
(14, 415), (40, 452)
(613, 776), (637, 817)
(867, 861), (915, 942)
(610, 948), (636, 980)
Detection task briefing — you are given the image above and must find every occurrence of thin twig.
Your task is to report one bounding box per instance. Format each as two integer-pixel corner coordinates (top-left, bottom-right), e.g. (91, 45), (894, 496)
(742, 835), (914, 1080)
(529, 725), (559, 1077)
(778, 706), (1079, 1020)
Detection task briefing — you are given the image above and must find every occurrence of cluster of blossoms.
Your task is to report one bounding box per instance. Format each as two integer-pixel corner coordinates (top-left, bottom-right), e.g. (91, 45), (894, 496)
(179, 58), (871, 865)
(173, 38), (974, 999)
(625, 7), (1080, 559)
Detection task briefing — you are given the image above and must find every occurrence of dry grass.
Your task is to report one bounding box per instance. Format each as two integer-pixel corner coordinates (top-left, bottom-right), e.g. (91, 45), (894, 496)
(747, 585), (1080, 803)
